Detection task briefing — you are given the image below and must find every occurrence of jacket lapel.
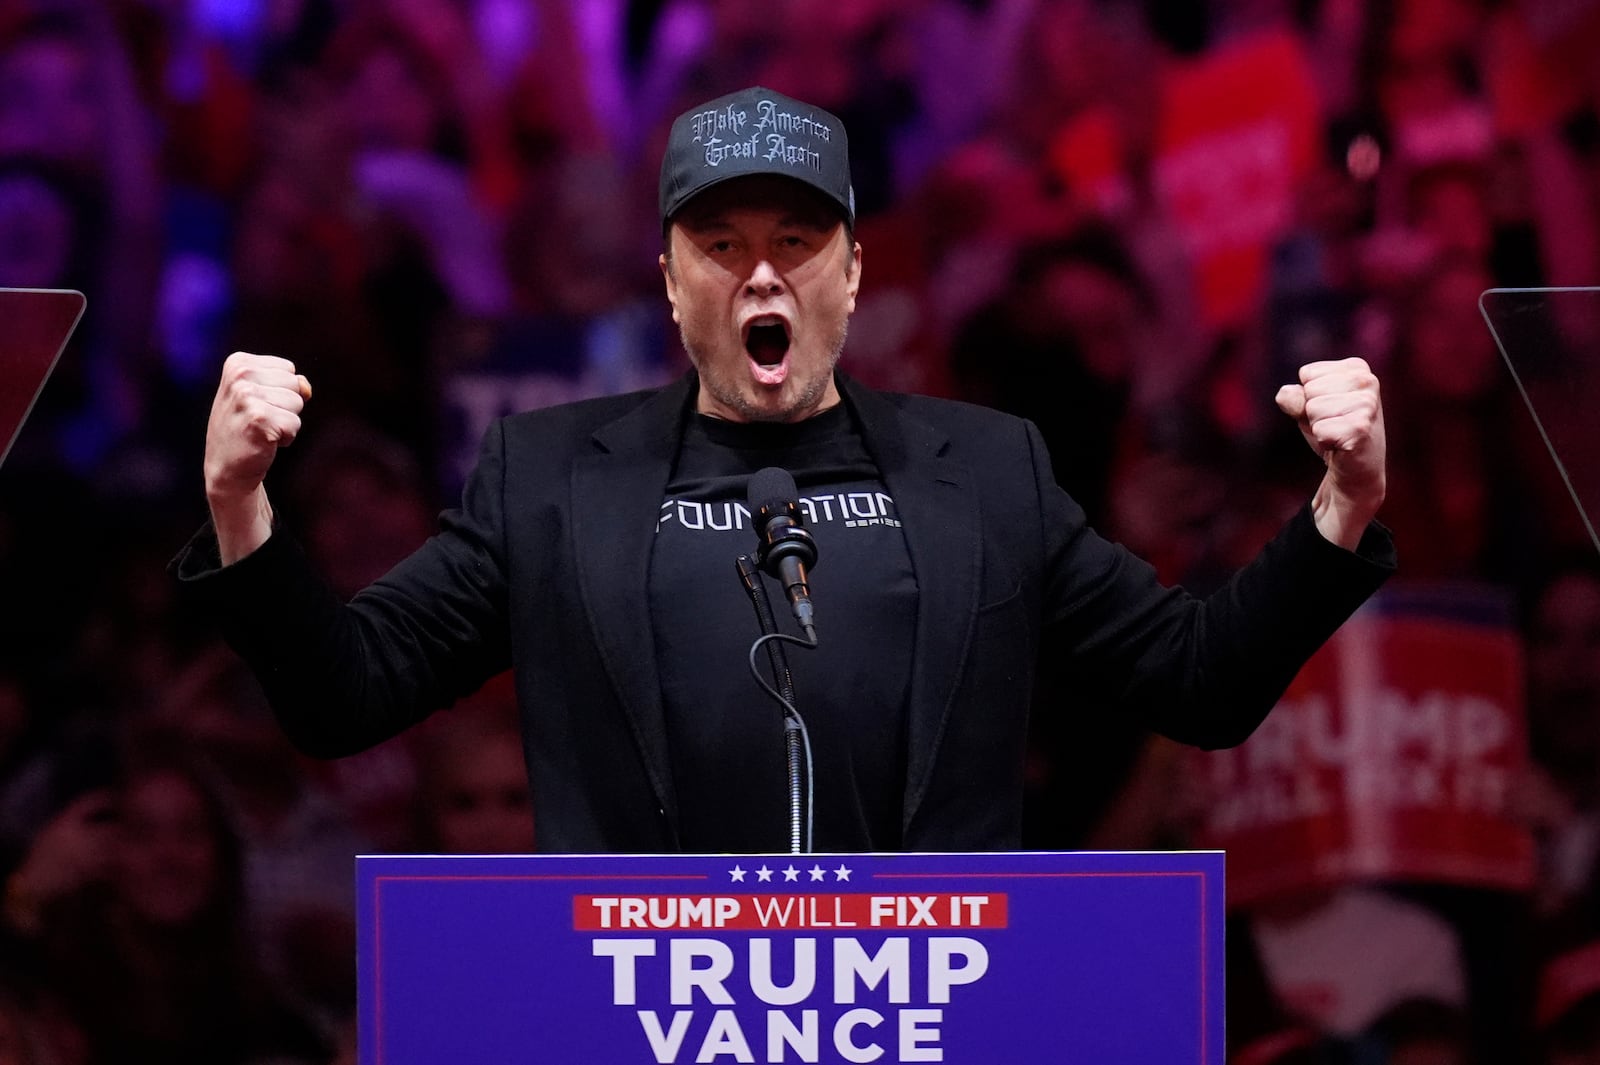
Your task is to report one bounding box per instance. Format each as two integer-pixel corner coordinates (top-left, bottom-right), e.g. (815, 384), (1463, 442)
(570, 374), (696, 837)
(841, 378), (983, 836)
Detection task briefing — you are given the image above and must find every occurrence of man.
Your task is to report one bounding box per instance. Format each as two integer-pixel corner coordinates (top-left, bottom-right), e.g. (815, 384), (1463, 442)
(176, 86), (1392, 855)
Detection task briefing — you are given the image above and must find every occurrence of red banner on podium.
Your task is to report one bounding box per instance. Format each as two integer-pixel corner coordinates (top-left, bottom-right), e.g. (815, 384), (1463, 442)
(1194, 585), (1535, 907)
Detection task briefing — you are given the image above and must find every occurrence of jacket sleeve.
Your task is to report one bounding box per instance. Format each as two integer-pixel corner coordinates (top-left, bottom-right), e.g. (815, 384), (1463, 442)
(171, 420), (515, 757)
(1030, 421), (1396, 748)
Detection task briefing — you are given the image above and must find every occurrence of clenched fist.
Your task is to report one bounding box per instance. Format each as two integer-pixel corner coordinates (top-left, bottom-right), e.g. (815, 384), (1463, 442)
(1275, 357), (1387, 551)
(204, 352), (313, 563)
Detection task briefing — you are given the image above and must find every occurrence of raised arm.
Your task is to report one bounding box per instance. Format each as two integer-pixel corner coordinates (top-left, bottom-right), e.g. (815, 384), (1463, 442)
(203, 352), (313, 564)
(1274, 357), (1387, 551)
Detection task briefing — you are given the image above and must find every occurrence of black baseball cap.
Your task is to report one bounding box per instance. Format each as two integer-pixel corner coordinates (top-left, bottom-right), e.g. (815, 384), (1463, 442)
(659, 86), (855, 231)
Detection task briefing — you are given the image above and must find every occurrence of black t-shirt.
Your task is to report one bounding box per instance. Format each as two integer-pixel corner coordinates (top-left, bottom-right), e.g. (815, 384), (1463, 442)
(648, 403), (917, 853)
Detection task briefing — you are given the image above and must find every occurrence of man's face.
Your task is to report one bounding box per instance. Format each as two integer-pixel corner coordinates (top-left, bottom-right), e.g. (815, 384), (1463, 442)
(661, 176), (860, 422)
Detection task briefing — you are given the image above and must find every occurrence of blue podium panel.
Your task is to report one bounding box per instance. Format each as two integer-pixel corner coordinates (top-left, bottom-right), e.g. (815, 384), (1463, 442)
(358, 851), (1224, 1064)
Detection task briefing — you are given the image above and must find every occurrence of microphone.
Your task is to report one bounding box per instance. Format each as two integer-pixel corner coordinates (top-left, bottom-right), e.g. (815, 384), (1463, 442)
(747, 467), (819, 642)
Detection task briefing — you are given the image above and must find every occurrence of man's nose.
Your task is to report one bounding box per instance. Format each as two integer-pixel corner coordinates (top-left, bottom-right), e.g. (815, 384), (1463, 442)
(745, 258), (784, 296)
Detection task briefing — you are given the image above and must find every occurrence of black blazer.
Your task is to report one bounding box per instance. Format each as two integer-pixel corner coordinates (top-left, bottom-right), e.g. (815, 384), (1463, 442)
(181, 372), (1393, 853)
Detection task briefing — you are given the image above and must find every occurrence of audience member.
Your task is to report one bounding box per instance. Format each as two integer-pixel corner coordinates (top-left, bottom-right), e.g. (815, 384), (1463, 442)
(1517, 558), (1600, 926)
(412, 704), (533, 854)
(3, 753), (327, 1065)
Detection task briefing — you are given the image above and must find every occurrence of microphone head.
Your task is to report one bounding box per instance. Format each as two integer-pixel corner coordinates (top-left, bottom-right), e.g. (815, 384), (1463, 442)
(747, 466), (801, 523)
(748, 466), (816, 573)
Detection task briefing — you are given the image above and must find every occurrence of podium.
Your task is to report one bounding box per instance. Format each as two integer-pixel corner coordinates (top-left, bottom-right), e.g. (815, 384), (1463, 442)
(357, 850), (1224, 1063)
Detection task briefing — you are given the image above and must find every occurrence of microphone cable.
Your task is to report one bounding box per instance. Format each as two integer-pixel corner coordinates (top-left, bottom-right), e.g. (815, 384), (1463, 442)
(737, 554), (818, 854)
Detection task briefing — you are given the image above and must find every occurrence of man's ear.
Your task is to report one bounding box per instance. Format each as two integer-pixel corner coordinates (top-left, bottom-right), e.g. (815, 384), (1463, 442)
(845, 241), (862, 313)
(659, 251), (681, 323)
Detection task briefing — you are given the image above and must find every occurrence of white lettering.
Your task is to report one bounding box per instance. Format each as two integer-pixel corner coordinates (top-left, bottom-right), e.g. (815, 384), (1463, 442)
(753, 897), (796, 927)
(595, 939), (657, 1004)
(899, 1009), (944, 1062)
(690, 104), (747, 144)
(750, 938), (816, 1005)
(834, 939), (910, 1004)
(677, 501), (706, 531)
(639, 1010), (694, 1062)
(848, 493), (879, 518)
(927, 939), (988, 1004)
(697, 1010), (755, 1063)
(632, 1009), (948, 1064)
(768, 1010), (819, 1062)
(835, 1009), (884, 1063)
(754, 99), (833, 142)
(672, 939), (736, 1005)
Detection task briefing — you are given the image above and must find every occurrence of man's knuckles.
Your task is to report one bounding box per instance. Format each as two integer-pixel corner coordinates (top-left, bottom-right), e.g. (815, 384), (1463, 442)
(1298, 366), (1377, 399)
(1316, 419), (1375, 452)
(1301, 375), (1377, 403)
(229, 379), (302, 417)
(1306, 398), (1379, 428)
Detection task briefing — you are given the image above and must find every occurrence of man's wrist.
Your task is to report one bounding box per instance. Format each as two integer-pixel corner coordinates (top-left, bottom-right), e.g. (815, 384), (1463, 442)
(208, 485), (275, 565)
(1311, 474), (1383, 551)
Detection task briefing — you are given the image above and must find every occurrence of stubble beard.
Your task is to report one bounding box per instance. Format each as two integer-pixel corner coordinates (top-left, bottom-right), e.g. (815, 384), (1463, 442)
(684, 317), (850, 423)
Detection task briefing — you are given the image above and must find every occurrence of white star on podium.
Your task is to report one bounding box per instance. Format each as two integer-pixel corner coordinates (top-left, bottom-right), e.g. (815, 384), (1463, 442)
(729, 865), (746, 882)
(783, 865), (800, 882)
(834, 865), (852, 882)
(809, 865), (827, 882)
(756, 865), (774, 882)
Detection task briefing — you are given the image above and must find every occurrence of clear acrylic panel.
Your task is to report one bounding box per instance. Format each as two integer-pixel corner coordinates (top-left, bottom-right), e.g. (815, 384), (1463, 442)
(1479, 287), (1600, 558)
(0, 288), (86, 469)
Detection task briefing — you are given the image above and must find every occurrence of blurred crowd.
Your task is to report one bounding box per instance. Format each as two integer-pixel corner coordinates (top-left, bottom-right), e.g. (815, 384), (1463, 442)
(0, 0), (1599, 1061)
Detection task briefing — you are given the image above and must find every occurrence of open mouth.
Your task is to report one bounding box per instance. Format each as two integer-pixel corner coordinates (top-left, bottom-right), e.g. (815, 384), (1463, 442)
(744, 317), (791, 366)
(742, 316), (793, 385)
